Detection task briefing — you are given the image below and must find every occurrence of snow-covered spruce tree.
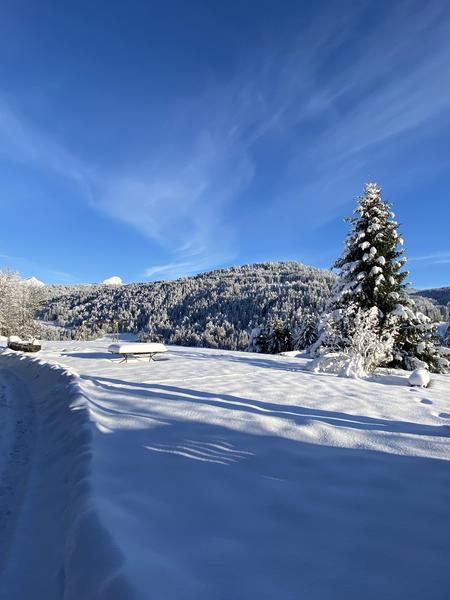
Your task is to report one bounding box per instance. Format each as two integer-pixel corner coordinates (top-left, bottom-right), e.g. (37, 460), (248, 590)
(246, 327), (264, 352)
(266, 318), (293, 354)
(246, 319), (293, 354)
(387, 304), (447, 372)
(294, 311), (319, 351)
(254, 326), (270, 353)
(330, 182), (409, 316)
(311, 182), (447, 374)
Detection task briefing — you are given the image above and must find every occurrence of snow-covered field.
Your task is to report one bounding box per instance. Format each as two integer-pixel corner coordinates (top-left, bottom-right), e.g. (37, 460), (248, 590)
(1, 339), (450, 599)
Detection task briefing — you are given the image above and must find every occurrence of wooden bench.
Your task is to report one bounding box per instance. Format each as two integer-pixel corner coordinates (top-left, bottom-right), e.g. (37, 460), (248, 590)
(7, 341), (41, 353)
(108, 342), (167, 363)
(7, 336), (41, 353)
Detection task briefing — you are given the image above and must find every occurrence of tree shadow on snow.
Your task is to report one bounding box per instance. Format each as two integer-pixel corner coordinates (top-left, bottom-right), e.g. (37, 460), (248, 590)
(81, 375), (450, 440)
(89, 407), (450, 600)
(171, 349), (307, 372)
(62, 351), (114, 360)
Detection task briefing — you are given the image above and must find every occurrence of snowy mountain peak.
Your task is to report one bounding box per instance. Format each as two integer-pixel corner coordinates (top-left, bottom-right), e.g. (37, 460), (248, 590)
(21, 276), (45, 287)
(102, 276), (123, 285)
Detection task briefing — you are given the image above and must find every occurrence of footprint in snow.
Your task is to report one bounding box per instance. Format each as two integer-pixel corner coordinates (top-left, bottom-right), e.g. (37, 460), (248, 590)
(421, 399), (433, 405)
(438, 412), (450, 419)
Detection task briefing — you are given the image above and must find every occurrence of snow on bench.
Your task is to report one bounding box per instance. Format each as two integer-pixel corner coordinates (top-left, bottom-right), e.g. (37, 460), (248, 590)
(108, 342), (167, 363)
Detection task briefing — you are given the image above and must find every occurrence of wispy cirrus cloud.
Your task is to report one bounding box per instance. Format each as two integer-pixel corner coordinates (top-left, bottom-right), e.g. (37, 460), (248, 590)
(0, 98), (92, 195)
(1, 0), (450, 280)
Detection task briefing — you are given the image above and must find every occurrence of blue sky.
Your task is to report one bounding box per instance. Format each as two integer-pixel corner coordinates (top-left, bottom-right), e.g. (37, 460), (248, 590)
(0, 0), (449, 288)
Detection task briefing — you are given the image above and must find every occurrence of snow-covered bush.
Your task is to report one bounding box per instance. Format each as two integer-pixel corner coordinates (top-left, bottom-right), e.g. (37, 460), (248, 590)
(309, 304), (395, 378)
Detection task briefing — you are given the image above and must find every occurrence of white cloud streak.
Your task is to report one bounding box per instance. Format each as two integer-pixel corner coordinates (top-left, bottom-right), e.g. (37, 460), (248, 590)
(409, 252), (450, 265)
(1, 0), (449, 278)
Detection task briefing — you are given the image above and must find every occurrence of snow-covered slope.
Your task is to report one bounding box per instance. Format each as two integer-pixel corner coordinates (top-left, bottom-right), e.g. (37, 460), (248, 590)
(1, 340), (450, 599)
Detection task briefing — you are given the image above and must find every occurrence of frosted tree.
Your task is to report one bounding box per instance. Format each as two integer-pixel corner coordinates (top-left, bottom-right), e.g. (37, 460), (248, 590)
(312, 183), (448, 373)
(246, 327), (264, 352)
(0, 269), (42, 338)
(309, 303), (397, 378)
(0, 269), (21, 335)
(389, 304), (448, 372)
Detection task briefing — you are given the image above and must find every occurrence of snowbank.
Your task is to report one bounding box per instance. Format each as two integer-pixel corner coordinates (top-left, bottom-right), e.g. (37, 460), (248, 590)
(0, 351), (133, 599)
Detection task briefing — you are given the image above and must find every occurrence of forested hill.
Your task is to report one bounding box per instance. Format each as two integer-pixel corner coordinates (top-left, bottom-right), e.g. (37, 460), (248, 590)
(39, 262), (336, 349)
(38, 261), (448, 350)
(412, 287), (450, 306)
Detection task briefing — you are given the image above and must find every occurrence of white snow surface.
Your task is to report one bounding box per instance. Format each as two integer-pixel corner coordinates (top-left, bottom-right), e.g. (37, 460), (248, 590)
(108, 342), (167, 354)
(409, 368), (431, 388)
(1, 339), (450, 599)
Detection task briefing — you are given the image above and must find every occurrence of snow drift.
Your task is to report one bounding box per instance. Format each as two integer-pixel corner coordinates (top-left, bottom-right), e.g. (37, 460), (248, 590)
(0, 351), (133, 600)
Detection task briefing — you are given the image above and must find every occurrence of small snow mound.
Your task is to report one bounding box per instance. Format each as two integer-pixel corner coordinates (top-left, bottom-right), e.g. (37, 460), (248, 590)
(102, 276), (123, 285)
(306, 352), (368, 379)
(409, 368), (430, 388)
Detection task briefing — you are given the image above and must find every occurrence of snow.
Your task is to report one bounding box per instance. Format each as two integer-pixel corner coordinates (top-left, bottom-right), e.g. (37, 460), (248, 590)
(102, 276), (123, 285)
(108, 342), (167, 354)
(391, 304), (409, 319)
(1, 339), (450, 599)
(409, 368), (431, 388)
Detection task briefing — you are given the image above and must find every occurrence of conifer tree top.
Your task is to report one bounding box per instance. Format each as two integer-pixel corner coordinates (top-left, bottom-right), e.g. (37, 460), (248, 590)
(331, 182), (409, 317)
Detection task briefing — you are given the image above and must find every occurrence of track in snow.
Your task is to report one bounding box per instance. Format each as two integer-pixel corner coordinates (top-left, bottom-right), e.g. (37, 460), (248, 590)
(0, 355), (134, 600)
(0, 369), (35, 578)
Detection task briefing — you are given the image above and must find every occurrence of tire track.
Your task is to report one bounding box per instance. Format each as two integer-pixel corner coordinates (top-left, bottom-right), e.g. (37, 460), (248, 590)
(0, 368), (35, 579)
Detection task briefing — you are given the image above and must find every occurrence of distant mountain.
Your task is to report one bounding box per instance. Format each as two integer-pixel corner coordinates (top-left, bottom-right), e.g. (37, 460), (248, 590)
(101, 276), (123, 285)
(21, 276), (45, 287)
